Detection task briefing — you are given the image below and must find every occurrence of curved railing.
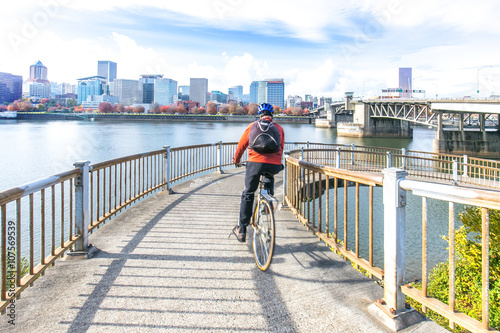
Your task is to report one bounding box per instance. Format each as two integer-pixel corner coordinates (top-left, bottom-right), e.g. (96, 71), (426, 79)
(1, 141), (499, 332)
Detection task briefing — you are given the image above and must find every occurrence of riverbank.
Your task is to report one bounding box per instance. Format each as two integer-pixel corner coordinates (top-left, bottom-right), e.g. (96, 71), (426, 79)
(14, 112), (313, 124)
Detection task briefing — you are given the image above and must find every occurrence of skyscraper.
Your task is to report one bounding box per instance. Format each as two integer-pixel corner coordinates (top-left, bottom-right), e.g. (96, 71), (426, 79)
(228, 85), (243, 102)
(399, 67), (412, 98)
(27, 60), (50, 86)
(114, 79), (143, 105)
(250, 81), (267, 104)
(98, 61), (117, 84)
(190, 78), (208, 106)
(139, 74), (163, 104)
(77, 76), (107, 104)
(154, 78), (177, 105)
(266, 78), (285, 109)
(0, 72), (23, 104)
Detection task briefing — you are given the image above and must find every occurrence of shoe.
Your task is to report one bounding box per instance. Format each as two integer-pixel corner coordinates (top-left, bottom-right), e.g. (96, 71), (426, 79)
(230, 225), (246, 243)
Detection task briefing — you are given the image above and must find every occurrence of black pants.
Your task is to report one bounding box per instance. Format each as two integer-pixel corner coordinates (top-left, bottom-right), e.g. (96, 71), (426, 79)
(239, 162), (283, 228)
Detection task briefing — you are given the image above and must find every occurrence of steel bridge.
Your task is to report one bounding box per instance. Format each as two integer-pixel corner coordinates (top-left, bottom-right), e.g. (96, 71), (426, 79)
(1, 142), (499, 332)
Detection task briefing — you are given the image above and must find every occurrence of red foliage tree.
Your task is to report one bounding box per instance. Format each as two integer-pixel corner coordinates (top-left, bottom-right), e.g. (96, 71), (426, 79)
(133, 105), (145, 113)
(7, 102), (20, 111)
(19, 101), (33, 111)
(291, 107), (303, 116)
(116, 104), (125, 113)
(159, 105), (170, 113)
(273, 105), (280, 114)
(98, 102), (113, 113)
(167, 106), (177, 114)
(177, 105), (187, 114)
(125, 106), (134, 113)
(0, 105), (7, 112)
(219, 105), (229, 114)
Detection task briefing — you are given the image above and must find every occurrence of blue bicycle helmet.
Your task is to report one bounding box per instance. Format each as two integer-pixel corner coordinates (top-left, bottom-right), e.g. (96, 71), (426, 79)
(258, 103), (274, 114)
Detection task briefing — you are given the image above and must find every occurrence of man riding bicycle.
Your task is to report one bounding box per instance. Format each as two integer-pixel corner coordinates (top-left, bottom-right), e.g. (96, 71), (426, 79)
(232, 103), (285, 242)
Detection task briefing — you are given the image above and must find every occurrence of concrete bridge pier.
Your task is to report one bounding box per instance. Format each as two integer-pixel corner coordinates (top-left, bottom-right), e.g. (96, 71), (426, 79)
(337, 102), (412, 138)
(433, 112), (500, 157)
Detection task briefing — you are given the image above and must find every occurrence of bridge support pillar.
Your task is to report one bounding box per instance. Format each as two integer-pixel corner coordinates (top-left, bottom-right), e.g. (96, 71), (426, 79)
(368, 168), (423, 331)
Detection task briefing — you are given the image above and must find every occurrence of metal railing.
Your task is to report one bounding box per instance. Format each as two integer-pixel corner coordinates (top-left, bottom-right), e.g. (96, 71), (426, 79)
(283, 147), (500, 333)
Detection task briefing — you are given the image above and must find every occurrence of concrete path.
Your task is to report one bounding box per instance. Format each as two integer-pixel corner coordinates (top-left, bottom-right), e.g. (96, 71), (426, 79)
(0, 169), (446, 332)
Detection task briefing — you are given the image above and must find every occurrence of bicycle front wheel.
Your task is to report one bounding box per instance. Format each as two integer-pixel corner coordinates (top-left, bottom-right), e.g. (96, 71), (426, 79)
(252, 199), (275, 271)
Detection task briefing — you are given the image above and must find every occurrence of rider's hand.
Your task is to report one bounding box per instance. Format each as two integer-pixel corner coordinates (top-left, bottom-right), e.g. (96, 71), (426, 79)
(234, 163), (242, 168)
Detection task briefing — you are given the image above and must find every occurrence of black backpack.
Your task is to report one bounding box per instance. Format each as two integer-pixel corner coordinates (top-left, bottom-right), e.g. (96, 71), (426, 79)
(249, 119), (281, 154)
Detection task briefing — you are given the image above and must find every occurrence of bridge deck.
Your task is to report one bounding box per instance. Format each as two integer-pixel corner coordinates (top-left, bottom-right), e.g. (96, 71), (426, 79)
(1, 169), (445, 332)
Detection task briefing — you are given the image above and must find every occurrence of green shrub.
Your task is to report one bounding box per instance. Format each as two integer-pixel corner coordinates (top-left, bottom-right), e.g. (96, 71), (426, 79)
(408, 206), (499, 332)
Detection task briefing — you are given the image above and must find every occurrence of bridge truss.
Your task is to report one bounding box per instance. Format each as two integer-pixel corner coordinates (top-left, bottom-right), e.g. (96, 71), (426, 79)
(367, 101), (437, 127)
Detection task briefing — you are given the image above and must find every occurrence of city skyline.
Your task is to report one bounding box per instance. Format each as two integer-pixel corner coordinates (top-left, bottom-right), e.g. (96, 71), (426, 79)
(1, 1), (500, 99)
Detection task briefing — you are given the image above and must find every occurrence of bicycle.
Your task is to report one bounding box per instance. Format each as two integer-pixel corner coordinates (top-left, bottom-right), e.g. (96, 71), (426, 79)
(230, 166), (278, 271)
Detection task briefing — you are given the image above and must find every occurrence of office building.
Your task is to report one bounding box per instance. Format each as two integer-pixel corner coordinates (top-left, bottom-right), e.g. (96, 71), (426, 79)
(399, 67), (412, 98)
(178, 85), (190, 101)
(155, 78), (177, 105)
(23, 82), (51, 99)
(114, 79), (143, 105)
(27, 60), (50, 86)
(77, 76), (107, 104)
(190, 78), (208, 106)
(98, 61), (117, 84)
(228, 85), (243, 101)
(0, 72), (23, 104)
(266, 78), (285, 109)
(250, 81), (267, 104)
(139, 74), (163, 104)
(210, 90), (228, 103)
(81, 94), (119, 109)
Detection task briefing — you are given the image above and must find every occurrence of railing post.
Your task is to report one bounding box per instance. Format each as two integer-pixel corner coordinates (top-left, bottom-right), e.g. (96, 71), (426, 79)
(453, 160), (458, 185)
(379, 168), (408, 314)
(72, 161), (90, 255)
(351, 144), (355, 165)
(386, 151), (392, 168)
(300, 148), (304, 161)
(463, 155), (468, 178)
(282, 154), (289, 208)
(401, 148), (407, 170)
(336, 148), (341, 168)
(217, 141), (224, 174)
(163, 145), (173, 194)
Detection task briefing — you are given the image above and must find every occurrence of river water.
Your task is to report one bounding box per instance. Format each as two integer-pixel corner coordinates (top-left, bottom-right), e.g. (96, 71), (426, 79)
(0, 118), (447, 281)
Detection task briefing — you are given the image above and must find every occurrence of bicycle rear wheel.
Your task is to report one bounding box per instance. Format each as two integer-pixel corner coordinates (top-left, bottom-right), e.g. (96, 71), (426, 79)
(252, 199), (275, 271)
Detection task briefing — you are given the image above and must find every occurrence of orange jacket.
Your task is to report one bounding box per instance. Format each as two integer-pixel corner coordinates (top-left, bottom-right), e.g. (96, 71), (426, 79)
(233, 118), (285, 165)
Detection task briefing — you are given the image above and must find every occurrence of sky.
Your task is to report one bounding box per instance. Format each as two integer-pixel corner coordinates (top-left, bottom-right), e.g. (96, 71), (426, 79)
(1, 0), (500, 100)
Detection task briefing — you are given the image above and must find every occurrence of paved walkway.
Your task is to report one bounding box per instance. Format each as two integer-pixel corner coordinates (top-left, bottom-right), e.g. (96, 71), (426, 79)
(0, 169), (446, 332)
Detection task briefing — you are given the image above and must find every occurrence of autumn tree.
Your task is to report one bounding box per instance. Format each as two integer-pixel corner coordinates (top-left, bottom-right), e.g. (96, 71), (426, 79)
(228, 101), (237, 114)
(125, 106), (134, 113)
(291, 107), (303, 116)
(273, 105), (280, 114)
(159, 105), (170, 113)
(150, 102), (160, 114)
(177, 105), (187, 114)
(248, 103), (258, 115)
(74, 106), (84, 113)
(206, 102), (217, 115)
(116, 104), (125, 113)
(98, 102), (113, 113)
(234, 106), (245, 115)
(219, 105), (229, 114)
(133, 105), (145, 113)
(7, 102), (20, 111)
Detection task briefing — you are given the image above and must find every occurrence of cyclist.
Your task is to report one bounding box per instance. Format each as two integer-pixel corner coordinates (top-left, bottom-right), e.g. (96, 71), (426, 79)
(232, 103), (285, 242)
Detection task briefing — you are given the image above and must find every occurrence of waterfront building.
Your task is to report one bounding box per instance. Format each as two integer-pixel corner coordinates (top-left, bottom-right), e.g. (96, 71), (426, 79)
(178, 85), (190, 101)
(155, 78), (177, 105)
(287, 95), (303, 108)
(250, 81), (267, 104)
(190, 78), (208, 106)
(81, 94), (119, 109)
(113, 79), (143, 105)
(23, 82), (51, 100)
(98, 61), (117, 84)
(62, 82), (76, 95)
(210, 90), (228, 103)
(228, 85), (243, 102)
(139, 74), (163, 104)
(266, 78), (285, 109)
(0, 72), (22, 104)
(399, 67), (412, 98)
(77, 76), (107, 104)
